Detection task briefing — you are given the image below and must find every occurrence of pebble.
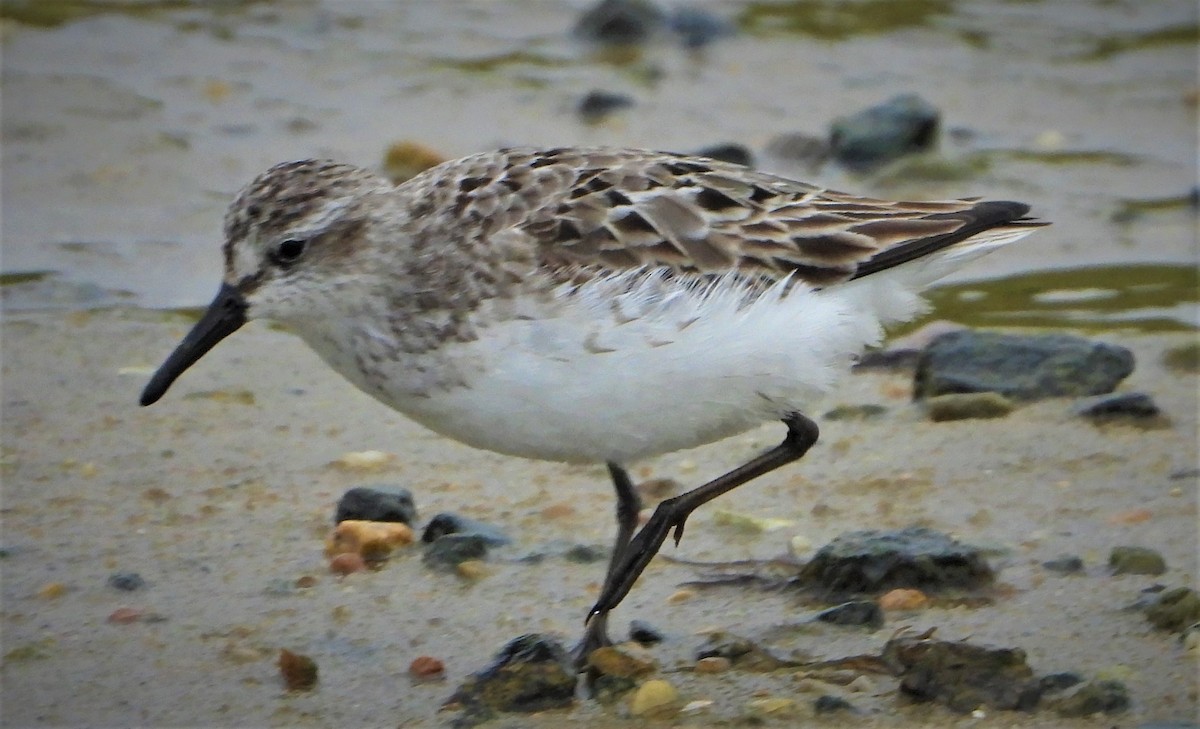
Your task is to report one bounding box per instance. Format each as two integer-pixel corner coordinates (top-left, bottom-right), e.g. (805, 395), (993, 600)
(107, 571), (145, 592)
(745, 697), (796, 716)
(829, 93), (939, 171)
(335, 485), (417, 525)
(423, 534), (489, 572)
(381, 140), (445, 183)
(880, 588), (930, 611)
(630, 678), (680, 718)
(328, 552), (366, 575)
(1073, 392), (1162, 421)
(694, 656), (731, 673)
(692, 143), (752, 167)
(814, 694), (853, 713)
(325, 520), (414, 561)
(1109, 545), (1167, 575)
(574, 0), (665, 44)
(455, 559), (489, 580)
(799, 526), (993, 593)
(914, 331), (1135, 401)
(278, 648), (318, 691)
(578, 90), (635, 121)
(447, 634), (575, 715)
(421, 512), (510, 546)
(666, 588), (697, 604)
(408, 655), (445, 680)
(926, 392), (1014, 421)
(629, 619), (665, 645)
(107, 607), (144, 624)
(668, 7), (733, 48)
(1144, 587), (1200, 632)
(37, 582), (67, 599)
(588, 644), (657, 678)
(814, 600), (884, 628)
(1042, 555), (1085, 574)
(882, 632), (1041, 712)
(331, 450), (394, 472)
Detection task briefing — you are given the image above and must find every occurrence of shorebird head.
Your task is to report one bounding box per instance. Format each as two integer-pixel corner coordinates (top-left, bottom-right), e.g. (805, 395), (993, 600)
(140, 159), (392, 406)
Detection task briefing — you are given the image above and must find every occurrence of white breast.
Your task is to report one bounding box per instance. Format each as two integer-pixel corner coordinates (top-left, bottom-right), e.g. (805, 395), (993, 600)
(306, 269), (923, 464)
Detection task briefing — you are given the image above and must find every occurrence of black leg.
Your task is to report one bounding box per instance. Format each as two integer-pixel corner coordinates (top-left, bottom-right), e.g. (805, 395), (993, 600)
(575, 462), (643, 665)
(587, 413), (820, 627)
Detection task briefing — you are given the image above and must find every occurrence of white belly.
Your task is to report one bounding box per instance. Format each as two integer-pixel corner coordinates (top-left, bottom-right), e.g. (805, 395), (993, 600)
(299, 270), (922, 464)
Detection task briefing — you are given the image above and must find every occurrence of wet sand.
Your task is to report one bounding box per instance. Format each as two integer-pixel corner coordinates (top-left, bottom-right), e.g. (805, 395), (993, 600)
(1, 309), (1196, 726)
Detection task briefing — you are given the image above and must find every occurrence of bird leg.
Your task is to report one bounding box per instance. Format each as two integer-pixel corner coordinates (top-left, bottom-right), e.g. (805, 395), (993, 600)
(583, 412), (820, 655)
(573, 462), (642, 666)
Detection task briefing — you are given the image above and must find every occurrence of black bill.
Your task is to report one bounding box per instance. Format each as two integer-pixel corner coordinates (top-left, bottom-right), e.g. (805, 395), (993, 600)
(140, 283), (248, 406)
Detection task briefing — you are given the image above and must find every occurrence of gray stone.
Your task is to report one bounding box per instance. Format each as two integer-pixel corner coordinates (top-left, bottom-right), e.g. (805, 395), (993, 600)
(830, 94), (939, 171)
(914, 331), (1134, 401)
(335, 485), (416, 525)
(799, 526), (994, 594)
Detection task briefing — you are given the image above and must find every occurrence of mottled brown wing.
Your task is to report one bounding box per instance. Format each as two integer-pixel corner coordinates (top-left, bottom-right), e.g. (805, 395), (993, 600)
(483, 147), (1042, 287)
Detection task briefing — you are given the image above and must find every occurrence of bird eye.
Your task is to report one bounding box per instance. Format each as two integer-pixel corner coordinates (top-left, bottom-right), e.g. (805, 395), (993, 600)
(275, 238), (306, 264)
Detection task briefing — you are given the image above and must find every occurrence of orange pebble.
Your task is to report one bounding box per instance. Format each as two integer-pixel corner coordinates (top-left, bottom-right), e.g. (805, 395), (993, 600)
(107, 607), (143, 624)
(329, 552), (366, 575)
(409, 655), (445, 679)
(325, 520), (414, 559)
(1108, 508), (1153, 525)
(879, 588), (929, 611)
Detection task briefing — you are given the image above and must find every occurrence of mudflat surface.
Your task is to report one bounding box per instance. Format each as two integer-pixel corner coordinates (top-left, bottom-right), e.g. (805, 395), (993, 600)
(1, 310), (1196, 727)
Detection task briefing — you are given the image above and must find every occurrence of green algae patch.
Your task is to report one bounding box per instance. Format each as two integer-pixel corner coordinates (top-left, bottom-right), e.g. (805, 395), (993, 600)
(920, 265), (1199, 334)
(0, 271), (54, 286)
(1076, 24), (1198, 61)
(738, 0), (952, 39)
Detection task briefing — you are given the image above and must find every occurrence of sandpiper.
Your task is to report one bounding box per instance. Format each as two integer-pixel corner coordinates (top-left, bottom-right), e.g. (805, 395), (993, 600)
(140, 146), (1046, 664)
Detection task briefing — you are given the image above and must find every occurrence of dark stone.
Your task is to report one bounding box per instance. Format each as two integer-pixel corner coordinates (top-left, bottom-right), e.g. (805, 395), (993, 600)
(628, 619), (665, 645)
(814, 600), (884, 629)
(422, 513), (510, 546)
(852, 347), (921, 372)
(829, 94), (940, 171)
(695, 631), (793, 671)
(882, 633), (1042, 712)
(577, 90), (635, 120)
(1144, 587), (1200, 632)
(668, 7), (733, 48)
(1073, 392), (1161, 420)
(107, 572), (145, 592)
(1039, 671), (1084, 693)
(1051, 679), (1130, 717)
(563, 543), (609, 564)
(913, 331), (1135, 401)
(1109, 545), (1167, 575)
(1041, 555), (1085, 574)
(335, 486), (416, 525)
(574, 0), (665, 44)
(423, 534), (489, 571)
(823, 404), (888, 421)
(692, 143), (753, 167)
(446, 634), (576, 721)
(798, 526), (994, 595)
(813, 694), (854, 713)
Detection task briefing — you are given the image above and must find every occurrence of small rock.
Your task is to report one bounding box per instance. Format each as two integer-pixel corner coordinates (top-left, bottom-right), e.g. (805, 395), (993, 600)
(629, 619), (665, 645)
(1109, 545), (1167, 575)
(408, 655), (446, 681)
(926, 392), (1014, 421)
(879, 588), (929, 611)
(1038, 671), (1084, 693)
(1042, 555), (1085, 574)
(423, 534), (489, 572)
(1073, 392), (1161, 420)
(798, 526), (994, 594)
(1050, 679), (1130, 717)
(455, 559), (489, 580)
(694, 655), (731, 673)
(563, 543), (608, 563)
(630, 678), (680, 718)
(107, 572), (145, 592)
(578, 90), (635, 121)
(574, 0), (665, 44)
(829, 94), (940, 171)
(381, 141), (445, 184)
(37, 582), (66, 600)
(589, 644), (657, 678)
(325, 520), (414, 561)
(814, 600), (884, 629)
(745, 697), (797, 716)
(1144, 587), (1200, 632)
(814, 694), (853, 713)
(668, 7), (733, 48)
(914, 331), (1135, 401)
(883, 633), (1041, 712)
(823, 403), (888, 421)
(447, 634), (575, 717)
(852, 348), (921, 372)
(335, 485), (417, 525)
(421, 512), (510, 546)
(278, 648), (318, 691)
(331, 450), (394, 472)
(107, 607), (144, 624)
(692, 143), (752, 167)
(329, 552), (366, 575)
(695, 631), (792, 671)
(666, 588), (697, 604)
